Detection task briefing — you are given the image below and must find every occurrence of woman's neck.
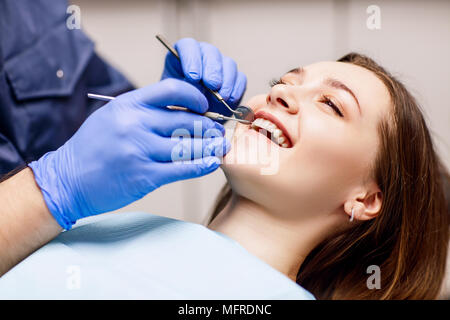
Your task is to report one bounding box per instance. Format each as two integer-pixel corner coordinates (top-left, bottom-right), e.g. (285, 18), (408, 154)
(207, 192), (340, 282)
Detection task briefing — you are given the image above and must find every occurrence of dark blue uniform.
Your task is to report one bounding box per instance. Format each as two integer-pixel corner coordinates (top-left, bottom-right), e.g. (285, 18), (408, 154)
(0, 0), (133, 176)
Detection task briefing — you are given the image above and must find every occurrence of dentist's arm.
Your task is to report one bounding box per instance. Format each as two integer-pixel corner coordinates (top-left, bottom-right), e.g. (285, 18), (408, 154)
(0, 168), (61, 276)
(0, 79), (229, 276)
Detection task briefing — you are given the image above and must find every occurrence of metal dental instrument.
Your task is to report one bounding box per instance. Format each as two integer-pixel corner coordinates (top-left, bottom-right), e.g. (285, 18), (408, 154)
(86, 93), (251, 123)
(155, 34), (255, 123)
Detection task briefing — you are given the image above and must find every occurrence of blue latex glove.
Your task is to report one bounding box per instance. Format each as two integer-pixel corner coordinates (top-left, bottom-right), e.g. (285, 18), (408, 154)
(161, 38), (247, 117)
(29, 79), (230, 230)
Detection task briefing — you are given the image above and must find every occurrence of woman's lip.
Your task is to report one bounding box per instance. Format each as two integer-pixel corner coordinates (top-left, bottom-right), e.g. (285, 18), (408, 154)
(253, 110), (293, 147)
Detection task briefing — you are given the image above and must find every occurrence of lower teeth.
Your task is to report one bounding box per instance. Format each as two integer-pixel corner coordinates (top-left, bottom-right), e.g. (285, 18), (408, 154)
(253, 128), (288, 147)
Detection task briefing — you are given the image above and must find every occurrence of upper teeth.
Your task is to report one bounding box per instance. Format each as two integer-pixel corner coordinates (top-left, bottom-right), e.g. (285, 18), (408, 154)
(251, 118), (289, 148)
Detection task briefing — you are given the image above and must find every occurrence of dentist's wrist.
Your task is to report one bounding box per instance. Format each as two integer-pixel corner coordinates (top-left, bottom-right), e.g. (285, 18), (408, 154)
(0, 167), (62, 276)
(28, 151), (78, 230)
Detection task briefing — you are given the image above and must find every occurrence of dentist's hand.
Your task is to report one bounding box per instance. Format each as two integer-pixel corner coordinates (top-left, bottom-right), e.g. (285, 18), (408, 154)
(161, 38), (247, 117)
(29, 79), (229, 230)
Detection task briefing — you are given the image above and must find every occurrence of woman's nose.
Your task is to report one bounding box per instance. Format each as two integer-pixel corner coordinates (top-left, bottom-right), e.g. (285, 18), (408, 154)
(266, 85), (299, 114)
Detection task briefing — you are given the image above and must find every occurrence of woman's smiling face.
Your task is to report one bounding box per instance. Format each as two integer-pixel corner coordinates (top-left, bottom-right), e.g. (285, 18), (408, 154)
(221, 61), (392, 219)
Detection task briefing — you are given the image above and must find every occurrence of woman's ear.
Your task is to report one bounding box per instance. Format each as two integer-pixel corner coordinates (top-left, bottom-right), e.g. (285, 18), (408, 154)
(345, 182), (383, 221)
(358, 189), (382, 221)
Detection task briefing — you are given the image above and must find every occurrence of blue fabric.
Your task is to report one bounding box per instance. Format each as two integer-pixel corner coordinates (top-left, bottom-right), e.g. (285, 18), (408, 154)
(0, 212), (316, 300)
(0, 0), (133, 176)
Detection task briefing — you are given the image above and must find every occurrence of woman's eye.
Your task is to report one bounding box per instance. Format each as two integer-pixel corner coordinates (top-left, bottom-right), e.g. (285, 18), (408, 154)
(269, 80), (344, 118)
(320, 95), (344, 117)
(269, 78), (286, 87)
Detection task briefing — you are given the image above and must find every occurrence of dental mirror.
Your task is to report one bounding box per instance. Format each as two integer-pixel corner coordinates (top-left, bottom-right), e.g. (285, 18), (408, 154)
(235, 105), (255, 123)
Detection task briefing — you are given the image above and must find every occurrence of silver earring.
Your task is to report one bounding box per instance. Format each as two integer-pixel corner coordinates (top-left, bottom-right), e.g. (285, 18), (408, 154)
(349, 207), (355, 222)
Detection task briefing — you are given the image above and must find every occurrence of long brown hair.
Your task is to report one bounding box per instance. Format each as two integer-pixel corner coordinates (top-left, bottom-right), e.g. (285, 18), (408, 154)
(207, 53), (449, 299)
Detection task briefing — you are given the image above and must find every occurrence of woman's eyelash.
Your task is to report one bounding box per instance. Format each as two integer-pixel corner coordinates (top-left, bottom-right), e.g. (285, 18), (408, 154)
(269, 78), (285, 87)
(320, 95), (343, 117)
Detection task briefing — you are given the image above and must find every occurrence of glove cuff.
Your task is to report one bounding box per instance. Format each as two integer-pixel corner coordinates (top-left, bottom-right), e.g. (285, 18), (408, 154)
(28, 152), (75, 230)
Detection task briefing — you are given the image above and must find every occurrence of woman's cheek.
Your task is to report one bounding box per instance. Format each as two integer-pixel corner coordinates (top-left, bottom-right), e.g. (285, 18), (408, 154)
(293, 115), (354, 173)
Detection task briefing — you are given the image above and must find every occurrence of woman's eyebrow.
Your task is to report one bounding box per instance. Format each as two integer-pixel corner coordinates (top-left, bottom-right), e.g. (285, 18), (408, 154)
(324, 78), (362, 115)
(286, 67), (305, 79)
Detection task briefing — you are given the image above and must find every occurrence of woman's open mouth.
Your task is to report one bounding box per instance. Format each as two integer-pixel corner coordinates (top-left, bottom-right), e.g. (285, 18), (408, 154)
(250, 111), (293, 148)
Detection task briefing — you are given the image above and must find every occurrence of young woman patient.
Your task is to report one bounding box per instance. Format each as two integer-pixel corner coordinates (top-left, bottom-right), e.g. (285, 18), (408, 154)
(1, 53), (448, 300)
(207, 53), (449, 299)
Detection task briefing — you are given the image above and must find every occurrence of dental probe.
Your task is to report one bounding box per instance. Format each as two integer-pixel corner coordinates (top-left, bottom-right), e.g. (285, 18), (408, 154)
(86, 93), (251, 124)
(155, 34), (255, 123)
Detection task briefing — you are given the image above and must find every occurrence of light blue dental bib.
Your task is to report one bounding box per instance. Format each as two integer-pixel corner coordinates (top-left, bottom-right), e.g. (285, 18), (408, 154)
(0, 212), (315, 300)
